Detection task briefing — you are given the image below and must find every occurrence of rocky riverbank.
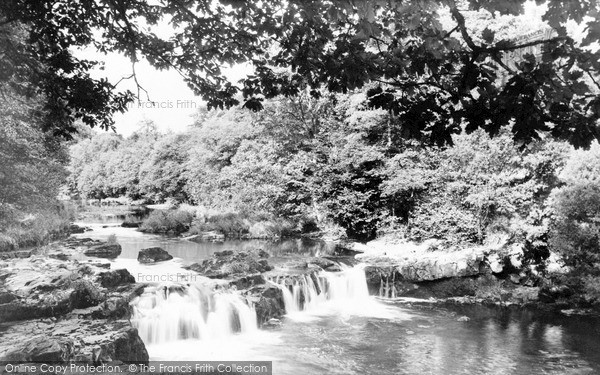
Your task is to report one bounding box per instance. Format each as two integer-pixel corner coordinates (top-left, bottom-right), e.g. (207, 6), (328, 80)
(344, 238), (593, 312)
(0, 237), (148, 363)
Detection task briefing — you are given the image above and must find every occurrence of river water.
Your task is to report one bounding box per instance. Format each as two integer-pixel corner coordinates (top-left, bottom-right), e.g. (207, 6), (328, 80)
(75, 221), (600, 375)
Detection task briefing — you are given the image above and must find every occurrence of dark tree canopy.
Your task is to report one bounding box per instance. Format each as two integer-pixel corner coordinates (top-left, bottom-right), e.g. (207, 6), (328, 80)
(1, 0), (600, 146)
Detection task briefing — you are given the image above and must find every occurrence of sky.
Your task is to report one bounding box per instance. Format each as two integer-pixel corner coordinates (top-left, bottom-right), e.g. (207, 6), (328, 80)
(75, 48), (251, 137)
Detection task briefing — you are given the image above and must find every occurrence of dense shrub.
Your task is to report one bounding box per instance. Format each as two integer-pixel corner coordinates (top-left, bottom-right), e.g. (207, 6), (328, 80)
(139, 209), (194, 234)
(549, 144), (600, 269)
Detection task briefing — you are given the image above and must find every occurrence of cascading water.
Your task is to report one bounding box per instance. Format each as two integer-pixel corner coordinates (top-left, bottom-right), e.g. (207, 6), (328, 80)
(379, 274), (398, 299)
(130, 283), (257, 344)
(268, 264), (370, 313)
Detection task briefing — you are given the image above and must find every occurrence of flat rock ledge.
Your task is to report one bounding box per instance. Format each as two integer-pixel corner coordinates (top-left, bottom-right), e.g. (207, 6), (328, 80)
(0, 237), (149, 363)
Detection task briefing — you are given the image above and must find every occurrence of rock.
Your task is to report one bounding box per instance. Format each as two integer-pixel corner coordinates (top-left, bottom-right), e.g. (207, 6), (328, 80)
(487, 253), (504, 274)
(109, 327), (149, 363)
(0, 291), (17, 304)
(83, 243), (122, 258)
(538, 284), (574, 303)
(187, 231), (225, 242)
(69, 224), (86, 234)
(247, 285), (285, 325)
(307, 257), (342, 272)
(98, 269), (136, 288)
(121, 221), (141, 228)
(509, 274), (521, 284)
(0, 279), (106, 322)
(70, 280), (105, 309)
(229, 274), (265, 290)
(457, 316), (470, 322)
(359, 246), (489, 282)
(0, 322), (148, 364)
(186, 250), (272, 279)
(0, 336), (69, 362)
(263, 318), (282, 328)
(49, 252), (69, 261)
(0, 249), (34, 260)
(137, 247), (173, 263)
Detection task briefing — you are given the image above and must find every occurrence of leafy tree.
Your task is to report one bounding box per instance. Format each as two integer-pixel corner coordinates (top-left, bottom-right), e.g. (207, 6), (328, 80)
(138, 133), (188, 203)
(0, 94), (69, 223)
(549, 144), (600, 269)
(2, 1), (599, 147)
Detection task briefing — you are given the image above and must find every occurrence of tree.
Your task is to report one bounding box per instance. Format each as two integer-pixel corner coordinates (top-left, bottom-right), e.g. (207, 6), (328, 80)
(1, 1), (599, 147)
(0, 94), (69, 223)
(549, 144), (600, 269)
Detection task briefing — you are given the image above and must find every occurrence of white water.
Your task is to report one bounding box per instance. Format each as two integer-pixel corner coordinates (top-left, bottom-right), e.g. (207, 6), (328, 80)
(379, 274), (398, 299)
(131, 283), (257, 344)
(267, 265), (405, 321)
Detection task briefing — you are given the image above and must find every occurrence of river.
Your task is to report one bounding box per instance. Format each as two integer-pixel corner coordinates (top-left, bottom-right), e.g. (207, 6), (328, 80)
(74, 220), (600, 375)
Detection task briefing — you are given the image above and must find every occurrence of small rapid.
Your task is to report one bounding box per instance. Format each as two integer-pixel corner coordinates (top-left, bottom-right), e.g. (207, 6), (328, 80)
(131, 283), (257, 344)
(267, 265), (372, 313)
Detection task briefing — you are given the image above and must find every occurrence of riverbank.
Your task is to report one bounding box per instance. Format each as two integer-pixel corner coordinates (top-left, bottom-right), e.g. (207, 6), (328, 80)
(342, 238), (600, 314)
(0, 237), (148, 362)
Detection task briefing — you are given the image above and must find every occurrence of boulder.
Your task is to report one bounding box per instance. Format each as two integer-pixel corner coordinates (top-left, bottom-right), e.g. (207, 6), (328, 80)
(186, 250), (272, 279)
(98, 269), (136, 288)
(0, 322), (149, 364)
(0, 291), (17, 304)
(137, 247), (173, 263)
(121, 221), (141, 228)
(359, 246), (490, 282)
(69, 224), (86, 234)
(83, 243), (122, 258)
(0, 336), (69, 362)
(246, 285), (285, 325)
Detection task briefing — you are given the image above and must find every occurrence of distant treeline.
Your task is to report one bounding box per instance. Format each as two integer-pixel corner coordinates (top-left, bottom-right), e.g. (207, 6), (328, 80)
(68, 92), (594, 250)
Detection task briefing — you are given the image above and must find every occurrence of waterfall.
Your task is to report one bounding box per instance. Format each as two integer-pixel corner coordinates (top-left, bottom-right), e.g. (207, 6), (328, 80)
(131, 283), (257, 344)
(379, 274), (397, 299)
(268, 265), (369, 313)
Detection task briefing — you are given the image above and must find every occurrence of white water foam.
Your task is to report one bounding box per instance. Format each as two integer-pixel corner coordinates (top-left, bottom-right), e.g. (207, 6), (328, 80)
(268, 264), (409, 321)
(131, 283), (257, 345)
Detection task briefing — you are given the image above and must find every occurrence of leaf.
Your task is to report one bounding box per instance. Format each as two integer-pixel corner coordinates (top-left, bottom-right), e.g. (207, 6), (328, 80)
(482, 28), (495, 44)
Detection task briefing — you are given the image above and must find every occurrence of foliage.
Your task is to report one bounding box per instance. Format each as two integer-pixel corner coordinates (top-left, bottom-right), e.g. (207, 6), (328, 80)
(139, 209), (194, 234)
(0, 202), (75, 252)
(69, 92), (572, 244)
(549, 143), (600, 269)
(1, 1), (599, 147)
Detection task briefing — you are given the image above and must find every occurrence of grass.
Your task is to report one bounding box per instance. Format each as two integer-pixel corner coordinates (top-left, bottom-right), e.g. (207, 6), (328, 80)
(0, 201), (77, 252)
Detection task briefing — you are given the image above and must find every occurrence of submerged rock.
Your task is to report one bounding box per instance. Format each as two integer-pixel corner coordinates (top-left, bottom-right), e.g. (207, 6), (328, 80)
(137, 247), (173, 263)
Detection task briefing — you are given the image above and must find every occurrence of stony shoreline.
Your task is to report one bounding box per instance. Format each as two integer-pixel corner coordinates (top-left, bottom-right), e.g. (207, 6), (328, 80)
(0, 237), (148, 363)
